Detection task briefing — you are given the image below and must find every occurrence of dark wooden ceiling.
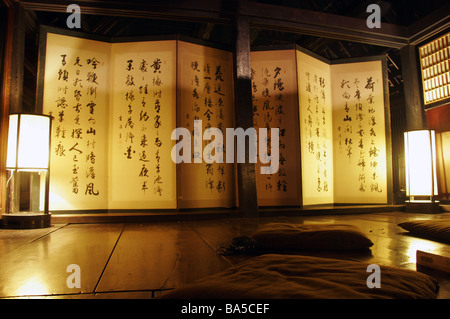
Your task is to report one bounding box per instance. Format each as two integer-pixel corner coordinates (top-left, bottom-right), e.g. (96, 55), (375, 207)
(2, 0), (449, 109)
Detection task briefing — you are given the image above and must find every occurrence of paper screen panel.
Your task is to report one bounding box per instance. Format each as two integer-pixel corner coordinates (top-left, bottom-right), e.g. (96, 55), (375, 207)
(419, 33), (450, 105)
(251, 49), (301, 206)
(330, 60), (387, 203)
(109, 41), (177, 209)
(177, 41), (236, 208)
(43, 33), (110, 210)
(297, 50), (334, 205)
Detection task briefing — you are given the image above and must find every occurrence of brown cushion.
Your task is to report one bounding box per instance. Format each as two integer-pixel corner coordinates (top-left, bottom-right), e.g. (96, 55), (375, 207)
(160, 254), (438, 299)
(250, 223), (373, 251)
(398, 219), (450, 243)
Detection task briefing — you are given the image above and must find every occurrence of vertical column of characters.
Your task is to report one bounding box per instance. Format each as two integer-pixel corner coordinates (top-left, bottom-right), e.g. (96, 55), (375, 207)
(201, 60), (215, 192)
(133, 57), (150, 194)
(317, 75), (330, 194)
(253, 66), (275, 193)
(364, 76), (383, 194)
(309, 73), (330, 194)
(303, 71), (314, 182)
(337, 77), (356, 184)
(252, 67), (265, 192)
(211, 62), (227, 194)
(122, 58), (138, 193)
(84, 56), (101, 197)
(353, 76), (369, 193)
(188, 59), (202, 165)
(52, 54), (72, 193)
(150, 57), (165, 197)
(271, 66), (287, 194)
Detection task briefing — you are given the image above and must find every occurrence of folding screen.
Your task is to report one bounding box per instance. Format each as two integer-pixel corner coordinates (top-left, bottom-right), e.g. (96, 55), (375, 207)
(250, 49), (301, 206)
(41, 32), (112, 211)
(296, 50), (334, 205)
(39, 29), (235, 211)
(176, 40), (236, 209)
(109, 41), (177, 209)
(328, 56), (390, 204)
(251, 46), (392, 206)
(40, 28), (391, 212)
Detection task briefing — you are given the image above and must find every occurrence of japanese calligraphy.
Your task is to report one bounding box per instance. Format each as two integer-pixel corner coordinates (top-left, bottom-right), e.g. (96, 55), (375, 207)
(177, 41), (235, 208)
(298, 52), (336, 207)
(43, 33), (109, 210)
(251, 50), (301, 206)
(331, 60), (387, 203)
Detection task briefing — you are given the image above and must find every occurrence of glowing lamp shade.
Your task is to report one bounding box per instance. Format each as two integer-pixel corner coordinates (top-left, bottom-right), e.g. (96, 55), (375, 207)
(4, 113), (52, 229)
(6, 114), (51, 170)
(404, 129), (438, 202)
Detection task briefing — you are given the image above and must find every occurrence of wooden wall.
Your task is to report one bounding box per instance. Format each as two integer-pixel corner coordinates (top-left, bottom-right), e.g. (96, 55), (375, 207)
(0, 5), (7, 215)
(427, 102), (450, 201)
(427, 103), (450, 133)
(389, 93), (408, 204)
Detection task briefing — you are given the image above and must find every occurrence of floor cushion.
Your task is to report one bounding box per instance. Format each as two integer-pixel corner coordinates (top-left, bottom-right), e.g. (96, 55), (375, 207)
(250, 223), (374, 251)
(398, 219), (450, 243)
(160, 254), (438, 299)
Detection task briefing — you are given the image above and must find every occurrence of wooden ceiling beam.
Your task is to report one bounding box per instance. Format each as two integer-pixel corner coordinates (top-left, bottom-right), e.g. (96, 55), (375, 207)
(408, 1), (450, 45)
(19, 0), (410, 48)
(17, 0), (449, 48)
(19, 0), (232, 24)
(239, 1), (409, 49)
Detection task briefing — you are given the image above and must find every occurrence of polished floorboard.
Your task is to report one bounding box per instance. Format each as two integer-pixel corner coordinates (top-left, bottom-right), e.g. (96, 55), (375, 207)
(0, 211), (449, 299)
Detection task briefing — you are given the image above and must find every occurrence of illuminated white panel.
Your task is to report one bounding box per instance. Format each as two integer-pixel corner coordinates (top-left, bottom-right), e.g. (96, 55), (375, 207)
(404, 130), (438, 200)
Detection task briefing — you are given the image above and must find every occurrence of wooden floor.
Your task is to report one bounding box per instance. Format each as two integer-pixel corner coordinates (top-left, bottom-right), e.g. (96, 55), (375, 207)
(0, 210), (450, 299)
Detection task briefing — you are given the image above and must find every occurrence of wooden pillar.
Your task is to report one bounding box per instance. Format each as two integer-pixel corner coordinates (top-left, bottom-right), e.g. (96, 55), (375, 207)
(233, 13), (258, 217)
(1, 1), (26, 215)
(400, 44), (427, 131)
(9, 2), (26, 114)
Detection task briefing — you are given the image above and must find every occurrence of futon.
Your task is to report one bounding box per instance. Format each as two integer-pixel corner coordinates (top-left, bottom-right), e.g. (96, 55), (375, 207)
(159, 254), (438, 299)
